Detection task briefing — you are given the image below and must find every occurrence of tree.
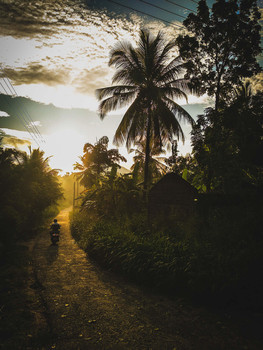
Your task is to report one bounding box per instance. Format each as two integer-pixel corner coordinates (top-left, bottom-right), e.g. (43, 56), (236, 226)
(0, 139), (63, 243)
(177, 0), (262, 111)
(96, 29), (195, 193)
(74, 136), (126, 188)
(191, 82), (263, 193)
(130, 139), (168, 186)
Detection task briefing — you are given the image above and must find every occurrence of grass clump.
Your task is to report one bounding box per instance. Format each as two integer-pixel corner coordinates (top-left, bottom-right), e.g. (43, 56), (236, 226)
(70, 210), (192, 293)
(70, 201), (263, 308)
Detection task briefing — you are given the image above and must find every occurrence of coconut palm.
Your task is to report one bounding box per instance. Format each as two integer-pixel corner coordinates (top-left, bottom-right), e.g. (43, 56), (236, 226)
(74, 136), (126, 188)
(96, 29), (195, 192)
(130, 139), (168, 185)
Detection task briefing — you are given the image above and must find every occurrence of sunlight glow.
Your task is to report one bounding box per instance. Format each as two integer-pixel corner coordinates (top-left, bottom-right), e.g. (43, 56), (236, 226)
(43, 128), (88, 174)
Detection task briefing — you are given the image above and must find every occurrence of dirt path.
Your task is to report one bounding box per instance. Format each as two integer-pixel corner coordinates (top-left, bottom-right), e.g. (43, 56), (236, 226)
(30, 208), (262, 350)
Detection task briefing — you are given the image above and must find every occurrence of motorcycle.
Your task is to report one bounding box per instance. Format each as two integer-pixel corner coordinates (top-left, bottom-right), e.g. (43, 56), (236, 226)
(50, 230), (60, 245)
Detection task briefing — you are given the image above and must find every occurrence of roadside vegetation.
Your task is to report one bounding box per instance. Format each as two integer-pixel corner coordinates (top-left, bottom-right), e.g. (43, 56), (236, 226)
(0, 137), (63, 245)
(0, 135), (63, 348)
(71, 0), (263, 309)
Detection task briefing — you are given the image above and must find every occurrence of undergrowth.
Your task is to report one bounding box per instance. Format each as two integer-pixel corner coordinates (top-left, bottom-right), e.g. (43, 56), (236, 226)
(70, 205), (263, 308)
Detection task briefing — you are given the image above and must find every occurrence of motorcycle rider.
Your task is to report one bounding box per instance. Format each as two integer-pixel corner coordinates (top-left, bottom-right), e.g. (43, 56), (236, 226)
(50, 219), (61, 244)
(50, 219), (61, 233)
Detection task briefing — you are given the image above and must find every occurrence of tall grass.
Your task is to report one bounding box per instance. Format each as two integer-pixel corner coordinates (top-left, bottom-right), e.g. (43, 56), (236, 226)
(70, 199), (263, 306)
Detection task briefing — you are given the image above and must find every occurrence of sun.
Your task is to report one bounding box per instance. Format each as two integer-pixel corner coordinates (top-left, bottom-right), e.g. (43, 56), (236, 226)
(43, 128), (87, 174)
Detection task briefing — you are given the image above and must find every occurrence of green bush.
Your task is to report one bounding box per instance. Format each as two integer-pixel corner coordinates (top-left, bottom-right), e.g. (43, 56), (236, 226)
(70, 197), (263, 307)
(70, 210), (192, 292)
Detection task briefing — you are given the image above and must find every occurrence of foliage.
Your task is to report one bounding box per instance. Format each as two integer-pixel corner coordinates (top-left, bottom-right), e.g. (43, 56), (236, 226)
(130, 139), (168, 186)
(74, 136), (126, 188)
(177, 0), (262, 111)
(70, 210), (190, 290)
(70, 23), (263, 309)
(0, 136), (63, 243)
(80, 166), (144, 220)
(71, 194), (263, 306)
(96, 29), (195, 191)
(191, 84), (263, 192)
(57, 172), (85, 209)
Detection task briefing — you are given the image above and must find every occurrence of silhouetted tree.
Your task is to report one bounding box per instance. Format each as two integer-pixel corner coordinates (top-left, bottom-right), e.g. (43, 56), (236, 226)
(177, 0), (261, 111)
(0, 136), (62, 243)
(74, 136), (126, 188)
(130, 139), (168, 186)
(96, 29), (195, 193)
(191, 83), (263, 192)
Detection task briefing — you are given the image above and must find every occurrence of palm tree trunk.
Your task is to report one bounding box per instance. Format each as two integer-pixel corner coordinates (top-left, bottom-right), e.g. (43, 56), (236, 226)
(143, 111), (152, 196)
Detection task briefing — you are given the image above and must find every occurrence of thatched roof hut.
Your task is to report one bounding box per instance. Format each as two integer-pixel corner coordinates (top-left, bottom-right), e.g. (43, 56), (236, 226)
(148, 173), (198, 220)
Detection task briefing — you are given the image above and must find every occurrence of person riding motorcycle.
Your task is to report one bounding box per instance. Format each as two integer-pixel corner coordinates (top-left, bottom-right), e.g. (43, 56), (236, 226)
(50, 219), (61, 244)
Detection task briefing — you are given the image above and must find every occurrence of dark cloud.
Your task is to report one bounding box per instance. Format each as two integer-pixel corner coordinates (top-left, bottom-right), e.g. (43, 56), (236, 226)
(0, 93), (98, 133)
(0, 0), (145, 42)
(3, 134), (31, 147)
(1, 64), (71, 86)
(0, 0), (86, 39)
(74, 68), (111, 94)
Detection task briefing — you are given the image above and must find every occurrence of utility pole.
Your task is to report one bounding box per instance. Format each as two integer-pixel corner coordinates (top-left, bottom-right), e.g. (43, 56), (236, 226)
(76, 180), (79, 207)
(73, 181), (76, 209)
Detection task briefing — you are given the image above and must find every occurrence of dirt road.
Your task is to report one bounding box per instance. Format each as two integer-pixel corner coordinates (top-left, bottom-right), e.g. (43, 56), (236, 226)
(29, 209), (262, 349)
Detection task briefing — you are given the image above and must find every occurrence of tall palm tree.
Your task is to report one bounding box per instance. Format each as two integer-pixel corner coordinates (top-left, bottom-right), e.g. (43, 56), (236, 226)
(96, 29), (195, 192)
(130, 139), (168, 185)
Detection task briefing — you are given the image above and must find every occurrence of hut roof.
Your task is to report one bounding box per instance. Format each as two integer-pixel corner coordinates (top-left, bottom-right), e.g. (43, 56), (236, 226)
(149, 172), (198, 196)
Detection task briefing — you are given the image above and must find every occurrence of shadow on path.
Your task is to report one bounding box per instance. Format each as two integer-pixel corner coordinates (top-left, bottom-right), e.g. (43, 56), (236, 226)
(45, 244), (59, 265)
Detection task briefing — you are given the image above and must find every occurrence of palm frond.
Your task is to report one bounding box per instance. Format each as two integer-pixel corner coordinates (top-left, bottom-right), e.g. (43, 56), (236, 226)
(98, 91), (137, 119)
(96, 85), (137, 100)
(164, 97), (195, 127)
(113, 97), (146, 149)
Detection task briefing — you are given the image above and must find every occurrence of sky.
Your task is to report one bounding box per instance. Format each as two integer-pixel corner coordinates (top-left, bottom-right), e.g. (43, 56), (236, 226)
(0, 0), (262, 173)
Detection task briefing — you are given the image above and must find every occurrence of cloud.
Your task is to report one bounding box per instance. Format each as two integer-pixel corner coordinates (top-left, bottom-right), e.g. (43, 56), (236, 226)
(0, 0), (86, 39)
(74, 67), (112, 94)
(2, 64), (71, 86)
(0, 111), (10, 117)
(2, 133), (31, 147)
(0, 0), (210, 113)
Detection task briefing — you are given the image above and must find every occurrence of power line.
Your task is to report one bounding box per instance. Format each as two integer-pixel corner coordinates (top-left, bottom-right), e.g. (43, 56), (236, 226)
(106, 0), (185, 29)
(4, 77), (45, 144)
(164, 0), (197, 14)
(0, 78), (41, 147)
(0, 65), (45, 144)
(0, 78), (41, 146)
(4, 77), (44, 143)
(138, 0), (186, 19)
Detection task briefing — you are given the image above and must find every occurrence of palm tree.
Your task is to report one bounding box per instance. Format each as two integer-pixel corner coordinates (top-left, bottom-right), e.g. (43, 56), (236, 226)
(130, 139), (168, 185)
(74, 136), (126, 188)
(96, 29), (195, 193)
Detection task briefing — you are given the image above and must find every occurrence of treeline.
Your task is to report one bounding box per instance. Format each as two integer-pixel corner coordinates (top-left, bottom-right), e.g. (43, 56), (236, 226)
(0, 132), (63, 245)
(71, 0), (262, 307)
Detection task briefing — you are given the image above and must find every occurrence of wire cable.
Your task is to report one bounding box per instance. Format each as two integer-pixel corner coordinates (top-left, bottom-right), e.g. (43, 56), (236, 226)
(0, 78), (41, 146)
(4, 77), (45, 143)
(164, 0), (197, 14)
(106, 0), (185, 29)
(138, 0), (186, 19)
(0, 65), (45, 144)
